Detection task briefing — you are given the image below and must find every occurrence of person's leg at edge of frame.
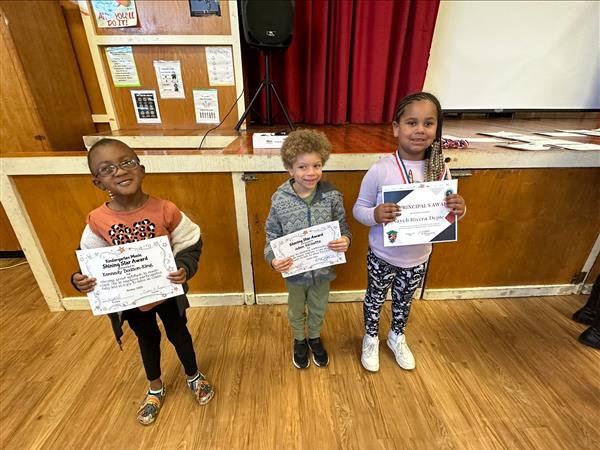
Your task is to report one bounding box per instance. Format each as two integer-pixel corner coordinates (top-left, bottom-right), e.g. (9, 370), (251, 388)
(573, 275), (599, 326)
(156, 299), (214, 405)
(306, 281), (331, 367)
(387, 263), (425, 371)
(362, 248), (396, 372)
(577, 275), (600, 349)
(286, 281), (310, 369)
(125, 308), (166, 426)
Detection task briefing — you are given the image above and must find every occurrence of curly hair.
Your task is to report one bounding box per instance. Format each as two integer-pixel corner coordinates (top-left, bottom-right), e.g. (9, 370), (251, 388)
(280, 129), (331, 169)
(393, 92), (445, 182)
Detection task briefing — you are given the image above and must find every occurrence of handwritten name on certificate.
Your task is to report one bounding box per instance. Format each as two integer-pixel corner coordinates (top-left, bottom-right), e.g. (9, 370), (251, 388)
(76, 236), (183, 315)
(382, 180), (458, 247)
(270, 221), (346, 278)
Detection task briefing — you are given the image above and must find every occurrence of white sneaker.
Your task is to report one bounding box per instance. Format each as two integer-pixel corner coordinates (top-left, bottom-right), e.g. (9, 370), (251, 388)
(361, 335), (380, 372)
(387, 331), (415, 370)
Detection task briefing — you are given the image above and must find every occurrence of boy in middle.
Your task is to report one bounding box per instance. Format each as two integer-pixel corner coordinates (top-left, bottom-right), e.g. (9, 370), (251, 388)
(264, 129), (352, 369)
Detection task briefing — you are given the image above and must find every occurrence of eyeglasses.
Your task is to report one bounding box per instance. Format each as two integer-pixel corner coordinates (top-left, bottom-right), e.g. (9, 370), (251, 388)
(95, 159), (140, 177)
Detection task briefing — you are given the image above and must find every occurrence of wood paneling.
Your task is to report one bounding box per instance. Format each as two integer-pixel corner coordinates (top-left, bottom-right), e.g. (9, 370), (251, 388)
(13, 172), (242, 296)
(2, 259), (599, 449)
(428, 168), (600, 288)
(0, 0), (95, 150)
(102, 45), (239, 130)
(247, 168), (600, 293)
(0, 11), (47, 153)
(0, 202), (20, 251)
(245, 171), (369, 294)
(94, 0), (231, 36)
(61, 1), (106, 115)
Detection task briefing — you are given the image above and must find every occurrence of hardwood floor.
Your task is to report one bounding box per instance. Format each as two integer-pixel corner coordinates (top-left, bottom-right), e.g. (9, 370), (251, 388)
(1, 258), (599, 450)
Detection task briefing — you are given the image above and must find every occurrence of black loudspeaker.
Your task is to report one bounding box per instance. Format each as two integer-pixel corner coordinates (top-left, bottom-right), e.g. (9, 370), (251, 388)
(240, 0), (294, 49)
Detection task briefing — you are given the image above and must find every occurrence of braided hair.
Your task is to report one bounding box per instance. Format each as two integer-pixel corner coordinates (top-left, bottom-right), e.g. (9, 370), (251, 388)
(392, 92), (445, 182)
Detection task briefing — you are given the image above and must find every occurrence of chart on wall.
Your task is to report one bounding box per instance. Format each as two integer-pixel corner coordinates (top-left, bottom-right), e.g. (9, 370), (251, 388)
(131, 90), (161, 124)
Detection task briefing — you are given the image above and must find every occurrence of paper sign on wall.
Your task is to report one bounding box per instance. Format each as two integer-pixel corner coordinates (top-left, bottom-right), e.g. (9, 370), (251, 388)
(91, 0), (138, 28)
(193, 89), (220, 124)
(205, 47), (235, 86)
(153, 60), (185, 99)
(131, 90), (161, 124)
(106, 46), (140, 87)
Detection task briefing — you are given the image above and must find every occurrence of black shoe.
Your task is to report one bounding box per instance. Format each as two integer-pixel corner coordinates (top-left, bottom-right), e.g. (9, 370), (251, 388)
(293, 339), (310, 369)
(572, 306), (597, 325)
(307, 337), (329, 367)
(579, 327), (600, 349)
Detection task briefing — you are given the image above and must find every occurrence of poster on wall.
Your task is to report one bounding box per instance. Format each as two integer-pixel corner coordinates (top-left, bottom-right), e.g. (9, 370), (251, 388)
(91, 0), (138, 28)
(131, 90), (161, 124)
(105, 46), (140, 87)
(153, 60), (185, 99)
(193, 89), (220, 124)
(189, 0), (221, 16)
(205, 47), (235, 86)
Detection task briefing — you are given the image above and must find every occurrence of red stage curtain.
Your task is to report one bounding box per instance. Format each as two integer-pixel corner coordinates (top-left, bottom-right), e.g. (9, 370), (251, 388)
(241, 0), (440, 125)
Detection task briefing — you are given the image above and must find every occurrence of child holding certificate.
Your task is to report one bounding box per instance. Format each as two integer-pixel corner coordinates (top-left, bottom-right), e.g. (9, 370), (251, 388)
(265, 130), (352, 369)
(71, 139), (214, 425)
(353, 92), (466, 372)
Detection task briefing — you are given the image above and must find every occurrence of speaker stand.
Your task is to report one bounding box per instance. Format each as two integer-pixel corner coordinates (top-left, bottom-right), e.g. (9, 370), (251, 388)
(235, 51), (295, 131)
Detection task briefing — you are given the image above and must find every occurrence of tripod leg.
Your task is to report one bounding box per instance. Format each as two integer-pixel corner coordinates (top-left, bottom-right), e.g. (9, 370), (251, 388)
(269, 82), (295, 131)
(235, 82), (266, 131)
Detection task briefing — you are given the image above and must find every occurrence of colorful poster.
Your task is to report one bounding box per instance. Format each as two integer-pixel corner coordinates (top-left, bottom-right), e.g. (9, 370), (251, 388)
(153, 60), (185, 99)
(205, 47), (235, 86)
(76, 236), (183, 315)
(193, 89), (220, 124)
(91, 0), (138, 28)
(131, 90), (161, 124)
(382, 180), (458, 247)
(105, 46), (140, 87)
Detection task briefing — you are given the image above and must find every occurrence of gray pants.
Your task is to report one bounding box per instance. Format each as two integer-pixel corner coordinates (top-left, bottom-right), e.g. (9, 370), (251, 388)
(286, 280), (330, 341)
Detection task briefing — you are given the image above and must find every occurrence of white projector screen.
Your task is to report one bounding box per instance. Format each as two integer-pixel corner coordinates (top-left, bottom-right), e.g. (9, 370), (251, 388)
(423, 1), (600, 110)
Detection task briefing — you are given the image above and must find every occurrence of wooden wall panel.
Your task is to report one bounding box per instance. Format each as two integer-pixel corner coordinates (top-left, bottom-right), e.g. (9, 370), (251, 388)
(0, 202), (20, 251)
(0, 0), (95, 150)
(246, 168), (600, 293)
(102, 45), (239, 130)
(245, 172), (369, 294)
(427, 168), (600, 288)
(0, 10), (47, 153)
(61, 1), (106, 115)
(13, 172), (242, 296)
(94, 0), (231, 36)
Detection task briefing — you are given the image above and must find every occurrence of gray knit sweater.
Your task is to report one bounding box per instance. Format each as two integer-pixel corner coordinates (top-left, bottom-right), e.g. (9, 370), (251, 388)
(264, 179), (352, 285)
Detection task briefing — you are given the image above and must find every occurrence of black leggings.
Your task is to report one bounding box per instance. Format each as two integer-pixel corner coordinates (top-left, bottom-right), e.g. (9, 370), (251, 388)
(123, 298), (198, 381)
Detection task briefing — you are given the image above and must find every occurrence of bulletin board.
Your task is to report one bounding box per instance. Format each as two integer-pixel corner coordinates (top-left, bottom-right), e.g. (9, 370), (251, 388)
(79, 0), (245, 133)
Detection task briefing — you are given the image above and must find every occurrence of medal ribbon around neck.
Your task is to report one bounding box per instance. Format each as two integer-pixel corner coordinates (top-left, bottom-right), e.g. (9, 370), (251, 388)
(394, 149), (447, 183)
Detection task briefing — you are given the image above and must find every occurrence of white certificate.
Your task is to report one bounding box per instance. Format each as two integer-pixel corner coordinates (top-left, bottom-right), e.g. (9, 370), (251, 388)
(76, 236), (184, 315)
(382, 180), (458, 247)
(270, 221), (346, 278)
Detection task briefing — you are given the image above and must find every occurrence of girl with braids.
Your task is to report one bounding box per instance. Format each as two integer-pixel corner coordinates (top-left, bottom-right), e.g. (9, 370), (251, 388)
(352, 92), (466, 372)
